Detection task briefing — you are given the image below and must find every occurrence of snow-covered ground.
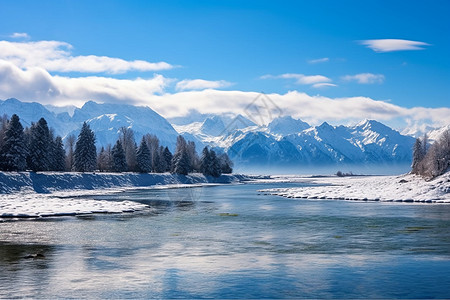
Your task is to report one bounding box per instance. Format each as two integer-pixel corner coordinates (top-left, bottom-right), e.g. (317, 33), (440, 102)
(260, 172), (450, 203)
(0, 172), (250, 219)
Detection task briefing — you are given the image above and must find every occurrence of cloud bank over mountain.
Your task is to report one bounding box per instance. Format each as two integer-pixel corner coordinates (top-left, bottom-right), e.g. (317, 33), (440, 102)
(0, 38), (448, 132)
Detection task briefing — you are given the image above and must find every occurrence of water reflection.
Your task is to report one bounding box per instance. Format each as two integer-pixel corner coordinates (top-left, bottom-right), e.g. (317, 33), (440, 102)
(1, 182), (450, 298)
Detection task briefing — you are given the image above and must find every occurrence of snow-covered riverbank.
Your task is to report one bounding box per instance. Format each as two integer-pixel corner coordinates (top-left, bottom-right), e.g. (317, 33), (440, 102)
(261, 172), (450, 203)
(0, 172), (250, 219)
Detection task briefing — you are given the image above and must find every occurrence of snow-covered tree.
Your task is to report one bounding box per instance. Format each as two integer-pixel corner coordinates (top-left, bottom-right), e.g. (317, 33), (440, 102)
(186, 141), (199, 172)
(200, 146), (211, 175)
(162, 146), (173, 172)
(97, 145), (113, 172)
(0, 114), (9, 152)
(171, 135), (189, 174)
(414, 130), (450, 178)
(52, 136), (66, 171)
(119, 127), (137, 171)
(208, 149), (222, 177)
(65, 134), (76, 171)
(218, 152), (233, 174)
(411, 138), (425, 174)
(112, 139), (127, 172)
(27, 118), (52, 172)
(172, 147), (190, 175)
(0, 114), (27, 171)
(156, 146), (168, 173)
(199, 146), (224, 177)
(73, 122), (97, 172)
(136, 137), (151, 173)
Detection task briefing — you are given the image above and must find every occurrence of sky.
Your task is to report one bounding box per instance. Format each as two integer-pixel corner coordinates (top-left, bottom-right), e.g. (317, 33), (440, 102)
(0, 0), (449, 131)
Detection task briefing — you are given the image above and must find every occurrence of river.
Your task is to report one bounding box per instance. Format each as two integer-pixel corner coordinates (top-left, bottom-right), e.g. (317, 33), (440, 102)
(1, 182), (450, 298)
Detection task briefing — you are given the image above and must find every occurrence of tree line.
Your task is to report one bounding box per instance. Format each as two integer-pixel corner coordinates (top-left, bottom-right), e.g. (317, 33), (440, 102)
(411, 130), (450, 178)
(0, 114), (233, 177)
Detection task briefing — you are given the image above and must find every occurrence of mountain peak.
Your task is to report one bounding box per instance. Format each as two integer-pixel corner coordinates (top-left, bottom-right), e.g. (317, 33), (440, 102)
(268, 116), (310, 135)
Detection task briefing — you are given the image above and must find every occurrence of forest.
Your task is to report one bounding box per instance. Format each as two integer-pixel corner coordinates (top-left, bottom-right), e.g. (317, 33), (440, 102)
(0, 114), (232, 177)
(411, 130), (450, 179)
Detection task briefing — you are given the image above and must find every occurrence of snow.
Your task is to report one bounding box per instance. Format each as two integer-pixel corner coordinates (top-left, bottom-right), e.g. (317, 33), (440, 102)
(260, 172), (450, 203)
(0, 172), (250, 219)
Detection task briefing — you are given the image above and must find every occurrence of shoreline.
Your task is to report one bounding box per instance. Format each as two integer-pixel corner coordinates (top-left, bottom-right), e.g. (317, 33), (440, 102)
(260, 173), (450, 203)
(0, 171), (251, 194)
(0, 172), (252, 220)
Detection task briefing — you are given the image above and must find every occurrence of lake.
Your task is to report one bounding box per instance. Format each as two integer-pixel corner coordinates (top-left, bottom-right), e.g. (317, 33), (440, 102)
(1, 181), (450, 298)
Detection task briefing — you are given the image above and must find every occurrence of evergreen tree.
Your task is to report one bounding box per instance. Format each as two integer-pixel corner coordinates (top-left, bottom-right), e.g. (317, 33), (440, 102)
(53, 136), (66, 171)
(209, 149), (222, 177)
(218, 152), (233, 174)
(411, 138), (424, 174)
(171, 135), (188, 173)
(27, 118), (52, 172)
(0, 114), (27, 171)
(112, 139), (127, 172)
(73, 122), (97, 172)
(200, 146), (211, 175)
(136, 137), (151, 173)
(186, 141), (199, 172)
(172, 147), (190, 175)
(162, 146), (173, 172)
(65, 134), (76, 171)
(157, 146), (168, 173)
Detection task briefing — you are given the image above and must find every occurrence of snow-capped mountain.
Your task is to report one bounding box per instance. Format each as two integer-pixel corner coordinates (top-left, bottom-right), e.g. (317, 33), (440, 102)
(0, 98), (182, 150)
(1, 98), (419, 169)
(267, 116), (310, 136)
(68, 101), (180, 150)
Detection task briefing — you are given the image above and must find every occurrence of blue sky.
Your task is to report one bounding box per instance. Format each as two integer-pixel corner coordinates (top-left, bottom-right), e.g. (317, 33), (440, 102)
(0, 0), (449, 130)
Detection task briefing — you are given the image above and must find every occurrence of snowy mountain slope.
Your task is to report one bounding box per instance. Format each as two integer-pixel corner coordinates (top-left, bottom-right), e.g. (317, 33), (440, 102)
(268, 116), (310, 136)
(0, 98), (417, 167)
(67, 102), (181, 150)
(0, 98), (76, 136)
(229, 119), (415, 166)
(0, 99), (182, 151)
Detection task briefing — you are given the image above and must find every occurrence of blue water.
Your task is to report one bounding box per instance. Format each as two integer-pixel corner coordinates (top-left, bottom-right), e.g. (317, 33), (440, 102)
(1, 182), (450, 298)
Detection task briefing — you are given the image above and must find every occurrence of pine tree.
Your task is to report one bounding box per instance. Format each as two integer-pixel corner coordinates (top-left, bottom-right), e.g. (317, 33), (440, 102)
(27, 118), (52, 172)
(411, 138), (424, 174)
(73, 122), (97, 172)
(0, 114), (27, 171)
(172, 147), (190, 175)
(53, 136), (66, 171)
(136, 137), (151, 173)
(186, 141), (199, 172)
(218, 152), (233, 174)
(157, 146), (168, 173)
(209, 149), (222, 177)
(112, 139), (127, 172)
(200, 146), (211, 175)
(162, 146), (173, 172)
(171, 135), (188, 173)
(65, 134), (76, 171)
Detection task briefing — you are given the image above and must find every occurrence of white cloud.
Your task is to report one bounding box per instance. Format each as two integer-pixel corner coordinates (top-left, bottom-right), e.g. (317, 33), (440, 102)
(262, 73), (332, 86)
(312, 83), (337, 88)
(307, 57), (329, 64)
(0, 60), (171, 107)
(0, 40), (174, 74)
(360, 39), (430, 52)
(0, 59), (448, 130)
(10, 32), (30, 39)
(342, 73), (385, 84)
(175, 79), (232, 91)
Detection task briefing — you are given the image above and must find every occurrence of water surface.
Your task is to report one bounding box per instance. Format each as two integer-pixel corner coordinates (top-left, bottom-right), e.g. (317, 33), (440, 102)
(1, 182), (450, 298)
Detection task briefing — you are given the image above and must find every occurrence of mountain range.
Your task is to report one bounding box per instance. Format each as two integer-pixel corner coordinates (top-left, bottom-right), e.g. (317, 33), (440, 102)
(0, 98), (430, 171)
